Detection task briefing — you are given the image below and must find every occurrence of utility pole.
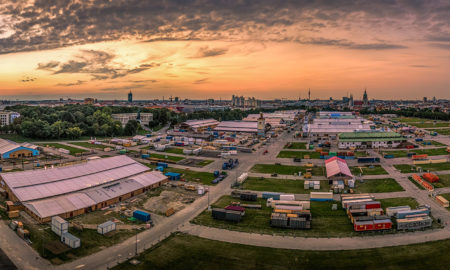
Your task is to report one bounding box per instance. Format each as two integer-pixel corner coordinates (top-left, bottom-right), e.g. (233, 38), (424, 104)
(135, 230), (138, 256)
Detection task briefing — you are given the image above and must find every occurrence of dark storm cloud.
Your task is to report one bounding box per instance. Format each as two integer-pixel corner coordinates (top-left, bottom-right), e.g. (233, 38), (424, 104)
(1, 0), (449, 54)
(37, 49), (157, 83)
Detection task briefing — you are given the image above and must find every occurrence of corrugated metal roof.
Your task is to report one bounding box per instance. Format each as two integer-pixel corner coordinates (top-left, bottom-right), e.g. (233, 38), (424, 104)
(0, 138), (38, 154)
(325, 157), (353, 178)
(214, 121), (258, 133)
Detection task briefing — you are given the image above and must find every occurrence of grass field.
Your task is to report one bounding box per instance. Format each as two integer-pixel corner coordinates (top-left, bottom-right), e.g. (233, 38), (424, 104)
(162, 167), (217, 185)
(284, 142), (307, 149)
(412, 122), (449, 128)
(277, 151), (321, 159)
(250, 164), (324, 176)
(350, 165), (388, 175)
(150, 153), (185, 162)
(432, 174), (450, 188)
(382, 148), (448, 158)
(113, 233), (450, 270)
(192, 196), (359, 238)
(242, 177), (328, 193)
(421, 141), (446, 147)
(353, 178), (404, 193)
(425, 128), (450, 135)
(392, 117), (436, 123)
(27, 225), (137, 264)
(407, 176), (426, 190)
(69, 141), (109, 150)
(197, 160), (214, 167)
(164, 148), (184, 155)
(394, 163), (450, 173)
(39, 143), (88, 155)
(379, 197), (419, 210)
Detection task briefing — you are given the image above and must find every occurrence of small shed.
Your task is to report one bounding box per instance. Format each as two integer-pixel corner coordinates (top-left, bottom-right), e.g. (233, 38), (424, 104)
(165, 172), (181, 181)
(97, 221), (116, 235)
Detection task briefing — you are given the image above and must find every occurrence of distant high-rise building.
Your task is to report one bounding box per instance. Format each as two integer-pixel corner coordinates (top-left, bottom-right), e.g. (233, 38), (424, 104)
(174, 97), (179, 102)
(349, 94), (354, 107)
(432, 96), (436, 102)
(363, 89), (368, 106)
(342, 97), (350, 104)
(423, 97), (427, 103)
(128, 90), (133, 102)
(308, 88), (311, 100)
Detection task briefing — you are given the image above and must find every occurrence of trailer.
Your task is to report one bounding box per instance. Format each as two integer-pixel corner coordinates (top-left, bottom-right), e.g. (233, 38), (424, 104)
(436, 196), (449, 207)
(97, 221), (116, 235)
(267, 199), (310, 210)
(309, 192), (333, 201)
(240, 192), (257, 201)
(61, 232), (81, 248)
(397, 216), (432, 230)
(386, 206), (411, 217)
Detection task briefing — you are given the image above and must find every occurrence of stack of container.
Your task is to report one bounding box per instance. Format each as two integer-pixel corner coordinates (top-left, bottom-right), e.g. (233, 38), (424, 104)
(270, 211), (311, 229)
(61, 232), (81, 249)
(51, 216), (69, 236)
(240, 192), (257, 201)
(386, 206), (411, 217)
(411, 174), (434, 191)
(422, 173), (439, 183)
(211, 208), (243, 222)
(395, 205), (432, 231)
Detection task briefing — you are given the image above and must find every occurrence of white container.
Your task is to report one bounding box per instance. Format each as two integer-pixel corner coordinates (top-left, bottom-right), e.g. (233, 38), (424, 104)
(58, 148), (70, 154)
(197, 186), (205, 195)
(237, 173), (248, 183)
(51, 216), (69, 236)
(97, 221), (116, 235)
(183, 149), (193, 155)
(280, 194), (295, 201)
(61, 232), (80, 248)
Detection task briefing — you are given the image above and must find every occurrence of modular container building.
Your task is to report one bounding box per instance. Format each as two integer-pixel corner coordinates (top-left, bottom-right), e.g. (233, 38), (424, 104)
(133, 210), (151, 222)
(212, 208), (243, 222)
(354, 220), (392, 232)
(423, 173), (439, 183)
(386, 206), (411, 217)
(436, 196), (449, 207)
(157, 162), (169, 168)
(165, 172), (181, 180)
(61, 232), (81, 248)
(396, 207), (430, 219)
(397, 216), (433, 230)
(267, 199), (310, 210)
(240, 192), (257, 201)
(357, 157), (380, 163)
(262, 192), (280, 200)
(97, 221), (116, 235)
(309, 192), (333, 201)
(280, 194), (295, 201)
(51, 216), (69, 236)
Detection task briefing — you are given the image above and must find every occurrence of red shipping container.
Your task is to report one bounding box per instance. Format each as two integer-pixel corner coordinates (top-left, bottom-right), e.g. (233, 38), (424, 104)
(224, 205), (245, 212)
(412, 154), (428, 160)
(347, 152), (355, 156)
(406, 145), (414, 149)
(365, 202), (381, 209)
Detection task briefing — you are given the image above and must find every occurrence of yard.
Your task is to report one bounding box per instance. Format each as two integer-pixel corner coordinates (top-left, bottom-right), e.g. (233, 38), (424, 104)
(39, 143), (88, 155)
(382, 148), (448, 158)
(277, 151), (320, 159)
(164, 148), (184, 155)
(394, 163), (450, 173)
(353, 178), (404, 193)
(432, 174), (450, 188)
(26, 224), (138, 265)
(242, 177), (328, 193)
(350, 165), (388, 175)
(69, 141), (109, 150)
(425, 128), (450, 135)
(412, 122), (449, 128)
(163, 167), (217, 185)
(283, 142), (307, 149)
(149, 153), (185, 162)
(250, 164), (324, 176)
(379, 197), (419, 210)
(112, 233), (450, 270)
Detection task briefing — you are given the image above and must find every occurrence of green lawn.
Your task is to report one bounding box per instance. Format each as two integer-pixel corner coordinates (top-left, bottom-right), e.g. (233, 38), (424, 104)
(431, 174), (450, 188)
(392, 117), (435, 123)
(27, 225), (138, 264)
(284, 142), (307, 149)
(251, 164), (324, 176)
(277, 151), (321, 159)
(162, 167), (217, 185)
(413, 122), (449, 128)
(425, 128), (450, 135)
(382, 148), (448, 158)
(69, 141), (109, 150)
(113, 233), (450, 270)
(394, 163), (450, 173)
(39, 143), (88, 155)
(150, 153), (185, 162)
(379, 197), (419, 210)
(164, 148), (184, 155)
(407, 176), (426, 190)
(421, 141), (446, 147)
(197, 160), (214, 167)
(353, 178), (404, 193)
(242, 177), (328, 193)
(350, 165), (388, 175)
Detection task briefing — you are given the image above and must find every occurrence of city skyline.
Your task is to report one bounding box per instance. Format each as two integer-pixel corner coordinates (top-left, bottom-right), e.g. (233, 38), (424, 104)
(0, 1), (449, 100)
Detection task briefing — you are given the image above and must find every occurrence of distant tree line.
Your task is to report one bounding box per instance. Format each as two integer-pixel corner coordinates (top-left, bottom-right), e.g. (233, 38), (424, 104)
(360, 108), (450, 121)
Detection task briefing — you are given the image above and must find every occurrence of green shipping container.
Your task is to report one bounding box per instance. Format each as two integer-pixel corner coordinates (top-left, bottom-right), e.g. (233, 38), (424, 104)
(329, 152), (337, 156)
(309, 145), (314, 149)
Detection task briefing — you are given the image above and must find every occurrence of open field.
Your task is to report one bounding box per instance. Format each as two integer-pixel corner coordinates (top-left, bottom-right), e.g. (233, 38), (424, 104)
(163, 167), (217, 185)
(69, 141), (109, 150)
(412, 122), (449, 128)
(421, 141), (446, 147)
(251, 164), (324, 176)
(150, 153), (185, 162)
(284, 142), (307, 149)
(164, 148), (184, 155)
(394, 163), (450, 173)
(27, 225), (138, 264)
(112, 233), (450, 270)
(379, 197), (419, 210)
(353, 178), (404, 193)
(392, 117), (441, 123)
(196, 159), (214, 167)
(277, 151), (320, 159)
(242, 177), (328, 193)
(350, 165), (388, 175)
(432, 174), (450, 188)
(39, 143), (88, 155)
(425, 128), (450, 135)
(382, 148), (448, 158)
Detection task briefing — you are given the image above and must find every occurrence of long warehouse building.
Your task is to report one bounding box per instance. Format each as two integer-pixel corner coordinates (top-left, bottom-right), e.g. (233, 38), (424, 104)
(0, 155), (168, 223)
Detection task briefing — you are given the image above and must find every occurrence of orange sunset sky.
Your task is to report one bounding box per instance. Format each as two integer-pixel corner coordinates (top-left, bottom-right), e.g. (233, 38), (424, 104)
(0, 0), (449, 100)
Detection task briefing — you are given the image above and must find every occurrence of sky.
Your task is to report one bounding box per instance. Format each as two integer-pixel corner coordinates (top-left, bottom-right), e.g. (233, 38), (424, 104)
(0, 0), (449, 101)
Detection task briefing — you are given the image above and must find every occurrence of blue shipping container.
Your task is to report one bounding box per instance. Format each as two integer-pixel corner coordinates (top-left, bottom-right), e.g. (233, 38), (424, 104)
(262, 192), (280, 200)
(415, 138), (423, 142)
(141, 154), (150, 159)
(157, 162), (168, 168)
(133, 210), (151, 222)
(214, 171), (220, 177)
(384, 155), (394, 159)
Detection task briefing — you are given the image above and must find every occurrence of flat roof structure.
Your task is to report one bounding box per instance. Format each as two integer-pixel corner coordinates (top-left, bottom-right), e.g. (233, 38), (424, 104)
(214, 121), (259, 133)
(306, 118), (373, 135)
(339, 132), (404, 142)
(0, 156), (167, 222)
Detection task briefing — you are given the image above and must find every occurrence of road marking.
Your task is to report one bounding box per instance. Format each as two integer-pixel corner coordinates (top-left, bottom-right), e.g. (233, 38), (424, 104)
(75, 264), (85, 269)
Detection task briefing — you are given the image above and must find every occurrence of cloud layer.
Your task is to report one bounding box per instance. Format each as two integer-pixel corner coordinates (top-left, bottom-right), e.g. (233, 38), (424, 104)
(1, 0), (449, 55)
